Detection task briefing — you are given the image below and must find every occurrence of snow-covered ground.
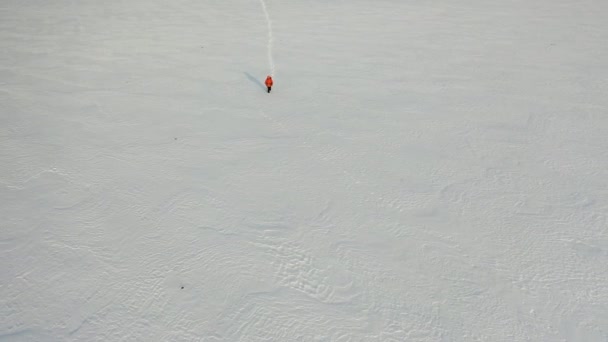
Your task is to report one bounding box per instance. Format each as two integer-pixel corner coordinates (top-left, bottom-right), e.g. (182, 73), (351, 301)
(2, 0), (608, 340)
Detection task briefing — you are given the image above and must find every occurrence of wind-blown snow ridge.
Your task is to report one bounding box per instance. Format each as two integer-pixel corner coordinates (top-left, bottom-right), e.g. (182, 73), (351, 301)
(259, 0), (275, 76)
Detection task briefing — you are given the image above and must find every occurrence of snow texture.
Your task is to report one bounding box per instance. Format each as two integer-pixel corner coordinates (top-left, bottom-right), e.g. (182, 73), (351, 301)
(259, 0), (275, 76)
(2, 0), (608, 341)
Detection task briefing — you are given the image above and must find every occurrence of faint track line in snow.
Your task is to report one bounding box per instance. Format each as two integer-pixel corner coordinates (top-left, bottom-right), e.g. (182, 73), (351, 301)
(259, 0), (275, 76)
(256, 108), (366, 194)
(258, 109), (288, 133)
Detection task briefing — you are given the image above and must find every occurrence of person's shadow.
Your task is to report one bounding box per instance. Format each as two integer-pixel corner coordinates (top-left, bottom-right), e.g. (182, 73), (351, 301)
(244, 72), (266, 92)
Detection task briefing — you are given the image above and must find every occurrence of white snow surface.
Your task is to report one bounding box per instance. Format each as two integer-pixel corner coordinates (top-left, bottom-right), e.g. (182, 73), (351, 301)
(2, 0), (608, 341)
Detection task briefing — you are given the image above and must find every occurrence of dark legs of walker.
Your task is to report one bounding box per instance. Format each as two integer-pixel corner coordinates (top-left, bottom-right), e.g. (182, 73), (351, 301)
(267, 86), (271, 93)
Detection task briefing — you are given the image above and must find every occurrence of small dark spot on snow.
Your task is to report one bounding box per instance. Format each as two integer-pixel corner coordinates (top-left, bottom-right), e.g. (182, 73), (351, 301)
(181, 286), (184, 289)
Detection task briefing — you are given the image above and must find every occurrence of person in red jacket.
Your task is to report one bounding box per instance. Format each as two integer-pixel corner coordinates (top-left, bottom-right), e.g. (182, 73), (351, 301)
(265, 75), (273, 93)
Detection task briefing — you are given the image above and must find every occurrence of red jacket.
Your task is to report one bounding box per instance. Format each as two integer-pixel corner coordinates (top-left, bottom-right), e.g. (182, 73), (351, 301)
(265, 76), (273, 87)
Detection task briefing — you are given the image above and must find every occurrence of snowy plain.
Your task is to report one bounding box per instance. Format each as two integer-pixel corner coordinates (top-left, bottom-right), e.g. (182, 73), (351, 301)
(2, 0), (608, 341)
